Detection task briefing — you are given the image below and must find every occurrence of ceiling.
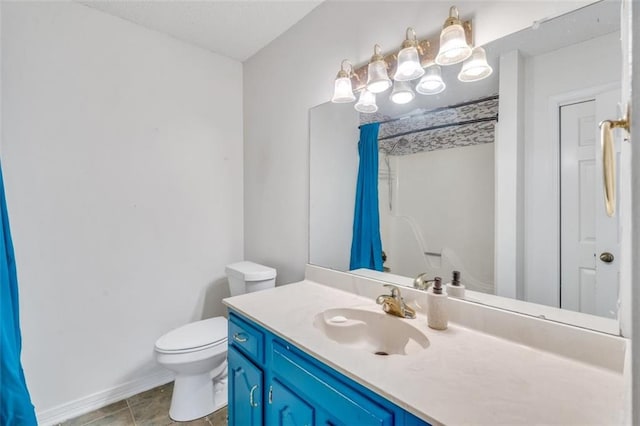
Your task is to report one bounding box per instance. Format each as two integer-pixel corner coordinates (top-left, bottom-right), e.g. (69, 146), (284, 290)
(78, 0), (323, 62)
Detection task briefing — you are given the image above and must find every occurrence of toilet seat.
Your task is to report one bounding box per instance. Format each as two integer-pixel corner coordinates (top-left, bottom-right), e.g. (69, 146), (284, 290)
(155, 317), (228, 354)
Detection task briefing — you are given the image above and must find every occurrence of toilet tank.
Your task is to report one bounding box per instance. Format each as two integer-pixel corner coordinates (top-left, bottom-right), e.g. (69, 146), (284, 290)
(225, 261), (277, 297)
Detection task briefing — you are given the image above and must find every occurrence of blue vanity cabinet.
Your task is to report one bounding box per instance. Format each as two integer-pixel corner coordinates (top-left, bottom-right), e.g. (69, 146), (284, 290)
(228, 314), (266, 426)
(227, 311), (431, 426)
(266, 378), (314, 426)
(270, 341), (393, 426)
(228, 346), (263, 426)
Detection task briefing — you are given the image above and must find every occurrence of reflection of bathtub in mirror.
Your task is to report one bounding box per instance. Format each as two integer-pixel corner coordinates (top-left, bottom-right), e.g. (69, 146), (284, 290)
(380, 214), (494, 294)
(379, 151), (494, 294)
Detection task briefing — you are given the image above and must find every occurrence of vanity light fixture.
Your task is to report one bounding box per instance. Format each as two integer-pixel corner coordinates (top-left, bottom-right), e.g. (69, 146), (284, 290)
(393, 28), (425, 82)
(435, 6), (473, 66)
(416, 65), (446, 95)
(458, 46), (493, 82)
(354, 89), (378, 113)
(331, 59), (356, 103)
(366, 45), (392, 93)
(390, 80), (415, 105)
(331, 5), (493, 113)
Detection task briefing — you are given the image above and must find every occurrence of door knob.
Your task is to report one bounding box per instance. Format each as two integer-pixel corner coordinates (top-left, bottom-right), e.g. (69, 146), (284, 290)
(599, 252), (614, 263)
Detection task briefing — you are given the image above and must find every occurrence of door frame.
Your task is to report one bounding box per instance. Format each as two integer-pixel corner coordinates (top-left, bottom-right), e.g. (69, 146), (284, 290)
(525, 82), (620, 307)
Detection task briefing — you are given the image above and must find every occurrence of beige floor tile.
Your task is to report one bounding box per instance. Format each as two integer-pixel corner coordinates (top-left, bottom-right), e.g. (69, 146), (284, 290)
(127, 382), (174, 425)
(209, 407), (228, 426)
(126, 382), (173, 408)
(128, 397), (172, 425)
(61, 400), (129, 426)
(84, 408), (135, 426)
(58, 383), (227, 426)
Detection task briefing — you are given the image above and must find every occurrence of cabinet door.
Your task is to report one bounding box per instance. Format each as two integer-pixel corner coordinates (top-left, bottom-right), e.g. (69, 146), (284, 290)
(228, 346), (263, 426)
(272, 342), (393, 426)
(267, 378), (314, 426)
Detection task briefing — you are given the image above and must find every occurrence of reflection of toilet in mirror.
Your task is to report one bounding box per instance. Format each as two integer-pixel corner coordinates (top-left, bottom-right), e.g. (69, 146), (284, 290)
(154, 261), (276, 421)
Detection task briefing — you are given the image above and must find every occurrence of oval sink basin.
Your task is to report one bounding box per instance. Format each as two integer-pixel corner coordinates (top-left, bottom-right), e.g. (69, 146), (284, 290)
(313, 308), (429, 356)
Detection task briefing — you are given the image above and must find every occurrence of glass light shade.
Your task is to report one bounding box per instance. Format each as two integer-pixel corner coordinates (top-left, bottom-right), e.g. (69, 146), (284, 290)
(416, 65), (446, 95)
(367, 60), (392, 93)
(390, 80), (415, 105)
(354, 90), (378, 113)
(435, 24), (472, 65)
(331, 76), (356, 103)
(393, 46), (425, 81)
(458, 47), (493, 82)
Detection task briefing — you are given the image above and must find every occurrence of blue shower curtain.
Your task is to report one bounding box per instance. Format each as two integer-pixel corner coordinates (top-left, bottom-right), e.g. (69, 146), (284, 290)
(0, 164), (37, 425)
(349, 122), (383, 271)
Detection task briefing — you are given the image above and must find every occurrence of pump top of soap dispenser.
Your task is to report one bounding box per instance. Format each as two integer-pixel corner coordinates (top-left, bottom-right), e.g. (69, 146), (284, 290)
(451, 271), (461, 286)
(432, 277), (443, 294)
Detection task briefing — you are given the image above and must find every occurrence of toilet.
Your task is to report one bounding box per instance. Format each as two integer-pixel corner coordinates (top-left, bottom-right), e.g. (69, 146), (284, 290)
(154, 261), (276, 421)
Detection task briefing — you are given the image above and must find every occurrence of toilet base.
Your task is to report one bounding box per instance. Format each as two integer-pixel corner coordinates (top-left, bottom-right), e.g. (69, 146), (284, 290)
(169, 373), (228, 422)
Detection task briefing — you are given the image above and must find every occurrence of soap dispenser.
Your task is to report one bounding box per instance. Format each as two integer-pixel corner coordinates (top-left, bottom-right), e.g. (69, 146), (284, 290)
(427, 277), (448, 330)
(446, 270), (465, 298)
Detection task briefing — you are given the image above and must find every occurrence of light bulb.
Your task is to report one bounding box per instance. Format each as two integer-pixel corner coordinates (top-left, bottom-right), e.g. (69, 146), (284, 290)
(435, 6), (472, 66)
(416, 65), (446, 95)
(331, 77), (355, 103)
(458, 47), (493, 82)
(331, 60), (356, 103)
(354, 90), (378, 113)
(393, 28), (425, 81)
(366, 44), (392, 93)
(390, 80), (415, 104)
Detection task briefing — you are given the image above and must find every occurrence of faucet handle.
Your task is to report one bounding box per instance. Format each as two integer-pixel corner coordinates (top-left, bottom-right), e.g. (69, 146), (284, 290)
(383, 284), (401, 298)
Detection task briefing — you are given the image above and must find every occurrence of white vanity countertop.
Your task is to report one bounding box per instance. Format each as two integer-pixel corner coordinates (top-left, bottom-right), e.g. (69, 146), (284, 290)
(223, 280), (625, 426)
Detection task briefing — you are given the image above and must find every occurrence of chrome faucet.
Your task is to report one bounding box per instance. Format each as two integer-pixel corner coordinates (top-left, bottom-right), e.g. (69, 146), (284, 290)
(376, 284), (416, 319)
(413, 272), (435, 291)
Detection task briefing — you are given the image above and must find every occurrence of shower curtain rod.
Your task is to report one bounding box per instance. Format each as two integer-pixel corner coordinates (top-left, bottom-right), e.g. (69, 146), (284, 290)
(359, 94), (499, 129)
(378, 115), (498, 142)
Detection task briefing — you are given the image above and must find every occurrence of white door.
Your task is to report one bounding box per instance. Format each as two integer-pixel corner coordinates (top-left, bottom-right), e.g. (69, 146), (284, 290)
(560, 88), (620, 318)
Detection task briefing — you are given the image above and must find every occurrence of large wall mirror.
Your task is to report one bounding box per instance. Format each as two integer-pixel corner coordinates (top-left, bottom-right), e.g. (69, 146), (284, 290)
(309, 0), (623, 334)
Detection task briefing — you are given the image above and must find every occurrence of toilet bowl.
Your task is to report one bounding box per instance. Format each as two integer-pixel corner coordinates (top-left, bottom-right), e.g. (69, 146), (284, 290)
(154, 261), (276, 421)
(154, 317), (228, 421)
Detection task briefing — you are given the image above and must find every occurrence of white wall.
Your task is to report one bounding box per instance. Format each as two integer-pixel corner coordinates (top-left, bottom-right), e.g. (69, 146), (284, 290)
(1, 2), (243, 420)
(243, 1), (596, 285)
(523, 32), (620, 307)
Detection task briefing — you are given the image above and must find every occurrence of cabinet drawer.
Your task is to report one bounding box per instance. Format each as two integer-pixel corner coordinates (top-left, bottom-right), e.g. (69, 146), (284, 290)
(272, 341), (393, 426)
(229, 313), (264, 364)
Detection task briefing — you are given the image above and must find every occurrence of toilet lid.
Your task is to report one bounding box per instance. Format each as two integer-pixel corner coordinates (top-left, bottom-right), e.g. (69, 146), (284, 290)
(155, 317), (228, 352)
(225, 261), (276, 281)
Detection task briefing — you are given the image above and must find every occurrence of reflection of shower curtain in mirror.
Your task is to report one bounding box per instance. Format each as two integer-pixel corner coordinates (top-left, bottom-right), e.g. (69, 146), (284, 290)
(349, 123), (383, 271)
(0, 164), (37, 425)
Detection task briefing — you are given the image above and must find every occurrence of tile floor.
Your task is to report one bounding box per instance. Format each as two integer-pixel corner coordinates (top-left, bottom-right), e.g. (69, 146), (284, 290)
(59, 382), (228, 426)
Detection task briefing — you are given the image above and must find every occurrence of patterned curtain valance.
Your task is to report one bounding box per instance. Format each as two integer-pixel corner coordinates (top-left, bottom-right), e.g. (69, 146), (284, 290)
(360, 95), (499, 156)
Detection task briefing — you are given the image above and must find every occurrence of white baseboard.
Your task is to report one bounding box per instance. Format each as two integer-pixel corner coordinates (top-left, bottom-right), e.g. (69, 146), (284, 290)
(36, 369), (175, 426)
